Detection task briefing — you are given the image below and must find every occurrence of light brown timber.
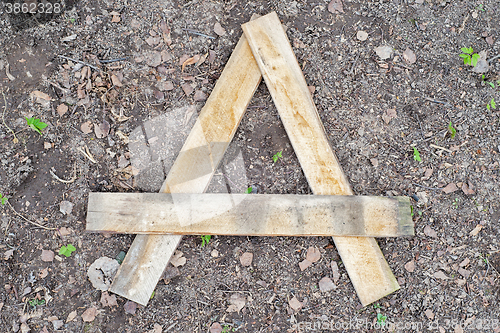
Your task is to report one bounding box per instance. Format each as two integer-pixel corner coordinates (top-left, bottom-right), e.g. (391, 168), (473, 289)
(108, 27), (262, 306)
(87, 193), (413, 237)
(242, 12), (400, 306)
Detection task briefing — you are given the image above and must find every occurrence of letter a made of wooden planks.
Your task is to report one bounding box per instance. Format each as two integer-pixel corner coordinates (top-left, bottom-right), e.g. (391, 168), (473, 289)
(87, 193), (413, 237)
(108, 27), (263, 306)
(242, 12), (400, 306)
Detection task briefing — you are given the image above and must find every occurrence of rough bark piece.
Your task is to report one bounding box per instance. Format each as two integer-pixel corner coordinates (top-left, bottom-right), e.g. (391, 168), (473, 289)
(109, 24), (262, 306)
(242, 12), (399, 306)
(87, 193), (413, 237)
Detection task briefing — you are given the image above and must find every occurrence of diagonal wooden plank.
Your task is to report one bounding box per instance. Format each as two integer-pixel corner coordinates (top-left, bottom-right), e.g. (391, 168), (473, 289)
(87, 193), (413, 237)
(109, 28), (263, 306)
(242, 12), (400, 306)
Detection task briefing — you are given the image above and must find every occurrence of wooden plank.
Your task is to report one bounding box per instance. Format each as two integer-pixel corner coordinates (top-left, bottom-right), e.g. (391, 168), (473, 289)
(242, 12), (400, 306)
(87, 193), (413, 237)
(109, 27), (263, 306)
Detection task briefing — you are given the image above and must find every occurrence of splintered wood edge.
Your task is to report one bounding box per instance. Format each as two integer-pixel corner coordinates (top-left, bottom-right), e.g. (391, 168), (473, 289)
(242, 11), (399, 306)
(108, 15), (263, 307)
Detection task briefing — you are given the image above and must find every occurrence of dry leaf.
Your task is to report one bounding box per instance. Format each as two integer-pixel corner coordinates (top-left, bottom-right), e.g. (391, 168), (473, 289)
(306, 247), (321, 263)
(100, 291), (118, 307)
(77, 88), (86, 99)
(195, 53), (208, 67)
(94, 120), (110, 138)
(66, 310), (77, 323)
(87, 257), (120, 291)
(328, 0), (344, 13)
(59, 227), (72, 236)
(182, 55), (200, 71)
(423, 225), (438, 238)
(170, 251), (186, 267)
(331, 261), (340, 282)
(240, 252), (253, 267)
(44, 142), (52, 149)
(41, 250), (54, 262)
(318, 277), (335, 292)
(374, 45), (393, 60)
(459, 258), (470, 267)
(404, 260), (415, 272)
(226, 293), (246, 313)
(461, 182), (475, 195)
(433, 271), (449, 280)
(299, 259), (312, 271)
(81, 307), (98, 322)
(214, 22), (226, 36)
(31, 90), (51, 101)
(469, 224), (483, 236)
(4, 249), (14, 260)
(288, 296), (302, 312)
(403, 48), (416, 64)
(181, 83), (194, 96)
(157, 81), (174, 91)
(382, 109), (397, 124)
(57, 104), (68, 116)
(193, 90), (207, 102)
(124, 300), (137, 315)
(210, 322), (223, 333)
(442, 183), (458, 194)
(81, 121), (93, 134)
(39, 267), (49, 279)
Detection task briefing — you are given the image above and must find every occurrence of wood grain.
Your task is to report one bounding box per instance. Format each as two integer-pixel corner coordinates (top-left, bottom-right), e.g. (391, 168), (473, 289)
(108, 27), (262, 306)
(87, 193), (413, 237)
(242, 12), (400, 306)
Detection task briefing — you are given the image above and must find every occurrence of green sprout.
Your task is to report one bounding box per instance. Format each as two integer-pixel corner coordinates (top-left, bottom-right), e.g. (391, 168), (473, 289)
(59, 244), (76, 257)
(150, 291), (155, 299)
(201, 235), (211, 247)
(0, 193), (8, 205)
(410, 205), (414, 218)
(29, 298), (45, 307)
(25, 117), (47, 135)
(245, 186), (253, 194)
(272, 151), (282, 163)
(412, 147), (421, 162)
(373, 303), (382, 309)
(482, 75), (496, 88)
(487, 98), (496, 111)
(377, 313), (387, 327)
(448, 121), (456, 139)
(476, 4), (485, 11)
(459, 47), (480, 67)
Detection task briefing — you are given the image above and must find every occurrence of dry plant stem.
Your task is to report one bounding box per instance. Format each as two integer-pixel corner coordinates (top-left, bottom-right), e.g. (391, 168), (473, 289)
(1, 89), (18, 143)
(50, 164), (77, 183)
(57, 55), (101, 71)
(7, 201), (56, 230)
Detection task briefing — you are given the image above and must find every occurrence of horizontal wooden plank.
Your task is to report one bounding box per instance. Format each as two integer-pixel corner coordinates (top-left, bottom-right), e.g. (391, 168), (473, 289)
(242, 12), (400, 306)
(108, 24), (263, 306)
(87, 193), (413, 237)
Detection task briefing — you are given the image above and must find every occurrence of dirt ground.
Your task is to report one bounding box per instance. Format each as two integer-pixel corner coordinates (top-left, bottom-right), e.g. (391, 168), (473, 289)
(1, 0), (499, 332)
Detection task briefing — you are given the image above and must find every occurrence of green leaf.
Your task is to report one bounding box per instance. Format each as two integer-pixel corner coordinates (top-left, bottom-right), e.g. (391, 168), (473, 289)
(458, 54), (469, 59)
(448, 121), (456, 139)
(461, 47), (473, 54)
(413, 147), (421, 162)
(67, 244), (76, 252)
(488, 82), (495, 88)
(491, 98), (496, 109)
(461, 55), (471, 66)
(487, 104), (491, 111)
(245, 187), (252, 194)
(471, 53), (480, 67)
(59, 246), (67, 255)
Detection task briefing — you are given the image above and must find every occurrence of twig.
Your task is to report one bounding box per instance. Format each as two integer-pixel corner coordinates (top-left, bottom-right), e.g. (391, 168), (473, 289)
(99, 57), (129, 64)
(77, 145), (97, 163)
(57, 55), (100, 71)
(488, 54), (500, 63)
(44, 78), (69, 93)
(7, 201), (56, 230)
(1, 89), (18, 143)
(430, 144), (452, 153)
(50, 163), (77, 183)
(412, 183), (443, 191)
(423, 96), (449, 105)
(182, 28), (215, 39)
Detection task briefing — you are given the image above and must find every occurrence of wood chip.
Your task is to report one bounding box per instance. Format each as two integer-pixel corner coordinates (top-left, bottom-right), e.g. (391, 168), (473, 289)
(433, 271), (449, 280)
(111, 74), (123, 87)
(181, 83), (194, 96)
(288, 296), (302, 312)
(459, 258), (470, 267)
(331, 261), (340, 282)
(404, 260), (415, 272)
(100, 291), (118, 307)
(226, 293), (246, 313)
(461, 182), (475, 195)
(382, 109), (397, 124)
(403, 48), (416, 64)
(66, 310), (77, 323)
(193, 90), (207, 101)
(469, 224), (483, 236)
(299, 259), (312, 271)
(328, 0), (344, 13)
(214, 22), (226, 36)
(240, 252), (253, 267)
(318, 277), (335, 292)
(423, 225), (438, 238)
(81, 307), (98, 322)
(457, 267), (471, 279)
(31, 90), (52, 101)
(81, 121), (93, 134)
(38, 267), (48, 279)
(425, 309), (435, 319)
(182, 55), (200, 71)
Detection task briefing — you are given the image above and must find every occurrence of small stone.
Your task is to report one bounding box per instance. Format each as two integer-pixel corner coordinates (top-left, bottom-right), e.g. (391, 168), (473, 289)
(210, 322), (223, 333)
(306, 247), (321, 263)
(59, 201), (74, 215)
(370, 158), (378, 167)
(57, 104), (68, 116)
(425, 309), (435, 319)
(404, 260), (415, 273)
(318, 277), (335, 292)
(154, 90), (164, 100)
(240, 252), (253, 267)
(210, 249), (219, 257)
(374, 45), (393, 60)
(41, 249), (55, 262)
(299, 259), (312, 271)
(193, 90), (207, 102)
(162, 266), (180, 281)
(44, 142), (52, 149)
(288, 296), (303, 312)
(213, 22), (226, 36)
(486, 36), (494, 45)
(356, 31), (368, 41)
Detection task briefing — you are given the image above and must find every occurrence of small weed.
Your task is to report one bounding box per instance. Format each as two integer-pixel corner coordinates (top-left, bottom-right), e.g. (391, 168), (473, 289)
(377, 313), (387, 327)
(201, 235), (211, 247)
(487, 98), (496, 111)
(476, 4), (485, 11)
(452, 198), (459, 209)
(150, 291), (155, 299)
(448, 121), (456, 139)
(245, 186), (252, 194)
(410, 205), (414, 218)
(412, 147), (421, 162)
(272, 151), (282, 163)
(0, 193), (8, 205)
(26, 117), (47, 135)
(373, 303), (382, 309)
(59, 244), (76, 257)
(222, 326), (235, 333)
(69, 18), (76, 23)
(481, 75), (496, 88)
(459, 47), (480, 67)
(29, 298), (45, 307)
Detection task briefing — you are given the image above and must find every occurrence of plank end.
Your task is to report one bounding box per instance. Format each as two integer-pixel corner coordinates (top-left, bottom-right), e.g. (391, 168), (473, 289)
(396, 196), (414, 236)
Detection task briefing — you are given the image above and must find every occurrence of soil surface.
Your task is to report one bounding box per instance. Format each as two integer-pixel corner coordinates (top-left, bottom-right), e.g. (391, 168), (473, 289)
(1, 0), (500, 332)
